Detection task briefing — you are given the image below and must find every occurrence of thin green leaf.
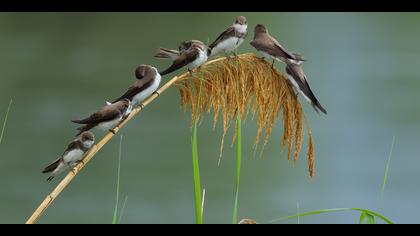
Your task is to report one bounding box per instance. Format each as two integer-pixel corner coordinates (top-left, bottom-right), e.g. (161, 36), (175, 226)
(192, 118), (202, 224)
(191, 73), (204, 224)
(232, 113), (242, 224)
(112, 135), (123, 224)
(359, 211), (367, 224)
(297, 201), (300, 224)
(118, 196), (128, 224)
(0, 99), (13, 144)
(379, 136), (395, 211)
(365, 213), (376, 224)
(270, 207), (393, 224)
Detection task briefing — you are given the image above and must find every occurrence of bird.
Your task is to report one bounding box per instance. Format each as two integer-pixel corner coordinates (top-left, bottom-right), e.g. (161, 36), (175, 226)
(111, 64), (161, 107)
(250, 24), (305, 67)
(42, 131), (95, 181)
(155, 40), (210, 75)
(72, 98), (132, 136)
(209, 16), (248, 57)
(285, 53), (327, 114)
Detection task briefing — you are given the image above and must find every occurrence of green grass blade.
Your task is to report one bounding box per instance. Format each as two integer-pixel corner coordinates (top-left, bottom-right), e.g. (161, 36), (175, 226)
(201, 188), (206, 216)
(232, 113), (242, 224)
(112, 135), (123, 224)
(359, 211), (366, 224)
(118, 196), (128, 224)
(192, 119), (202, 224)
(0, 99), (13, 144)
(378, 136), (395, 211)
(297, 201), (300, 224)
(270, 207), (393, 224)
(365, 213), (376, 224)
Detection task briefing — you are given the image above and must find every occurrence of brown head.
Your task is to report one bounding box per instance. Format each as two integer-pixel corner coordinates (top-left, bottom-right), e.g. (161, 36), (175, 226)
(254, 24), (268, 34)
(135, 64), (157, 79)
(79, 131), (95, 148)
(234, 16), (247, 25)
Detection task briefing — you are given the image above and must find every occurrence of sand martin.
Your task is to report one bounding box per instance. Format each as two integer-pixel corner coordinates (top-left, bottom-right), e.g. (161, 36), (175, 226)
(112, 64), (161, 107)
(209, 16), (248, 57)
(42, 131), (95, 181)
(285, 53), (327, 114)
(250, 24), (305, 66)
(72, 98), (132, 136)
(155, 40), (210, 75)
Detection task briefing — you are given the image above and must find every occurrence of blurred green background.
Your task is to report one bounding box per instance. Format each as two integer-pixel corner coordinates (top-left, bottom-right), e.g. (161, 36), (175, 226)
(0, 12), (419, 224)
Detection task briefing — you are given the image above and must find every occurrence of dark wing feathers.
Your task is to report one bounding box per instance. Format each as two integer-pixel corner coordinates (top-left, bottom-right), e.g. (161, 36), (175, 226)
(159, 49), (199, 75)
(286, 64), (327, 114)
(42, 158), (61, 173)
(72, 107), (121, 125)
(112, 77), (154, 103)
(270, 37), (297, 60)
(209, 26), (236, 49)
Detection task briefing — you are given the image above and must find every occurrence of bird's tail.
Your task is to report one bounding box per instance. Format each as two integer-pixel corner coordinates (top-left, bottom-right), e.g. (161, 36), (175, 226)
(312, 101), (327, 115)
(42, 158), (60, 174)
(154, 48), (180, 61)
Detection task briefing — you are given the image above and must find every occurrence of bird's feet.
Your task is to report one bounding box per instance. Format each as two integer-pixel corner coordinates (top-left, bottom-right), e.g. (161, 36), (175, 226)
(232, 51), (239, 58)
(271, 60), (275, 68)
(109, 129), (117, 135)
(188, 68), (193, 77)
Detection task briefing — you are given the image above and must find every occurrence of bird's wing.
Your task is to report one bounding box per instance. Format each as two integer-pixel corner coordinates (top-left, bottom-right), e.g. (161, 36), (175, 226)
(61, 140), (81, 156)
(159, 49), (200, 75)
(71, 106), (121, 125)
(112, 78), (154, 103)
(268, 36), (296, 60)
(209, 26), (236, 49)
(286, 64), (327, 114)
(286, 64), (308, 86)
(42, 157), (61, 173)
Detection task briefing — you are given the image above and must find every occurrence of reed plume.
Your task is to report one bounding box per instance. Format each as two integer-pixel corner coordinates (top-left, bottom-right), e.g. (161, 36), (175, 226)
(177, 53), (314, 168)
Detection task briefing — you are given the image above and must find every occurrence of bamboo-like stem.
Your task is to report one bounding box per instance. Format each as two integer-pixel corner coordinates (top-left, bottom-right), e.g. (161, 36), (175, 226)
(25, 54), (248, 224)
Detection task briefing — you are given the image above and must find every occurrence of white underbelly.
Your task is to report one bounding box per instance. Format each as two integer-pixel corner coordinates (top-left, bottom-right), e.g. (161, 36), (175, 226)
(132, 75), (161, 106)
(259, 51), (279, 61)
(62, 149), (84, 164)
(210, 37), (243, 56)
(187, 50), (208, 69)
(97, 117), (122, 131)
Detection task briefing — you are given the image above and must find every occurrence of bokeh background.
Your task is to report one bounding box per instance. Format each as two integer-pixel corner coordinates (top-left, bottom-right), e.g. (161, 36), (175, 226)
(0, 12), (419, 224)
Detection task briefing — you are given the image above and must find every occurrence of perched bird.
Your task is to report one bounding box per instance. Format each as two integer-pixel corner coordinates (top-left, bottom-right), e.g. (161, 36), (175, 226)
(112, 64), (161, 107)
(72, 98), (132, 136)
(209, 16), (248, 57)
(155, 40), (210, 75)
(250, 24), (305, 67)
(42, 131), (95, 181)
(285, 53), (327, 114)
